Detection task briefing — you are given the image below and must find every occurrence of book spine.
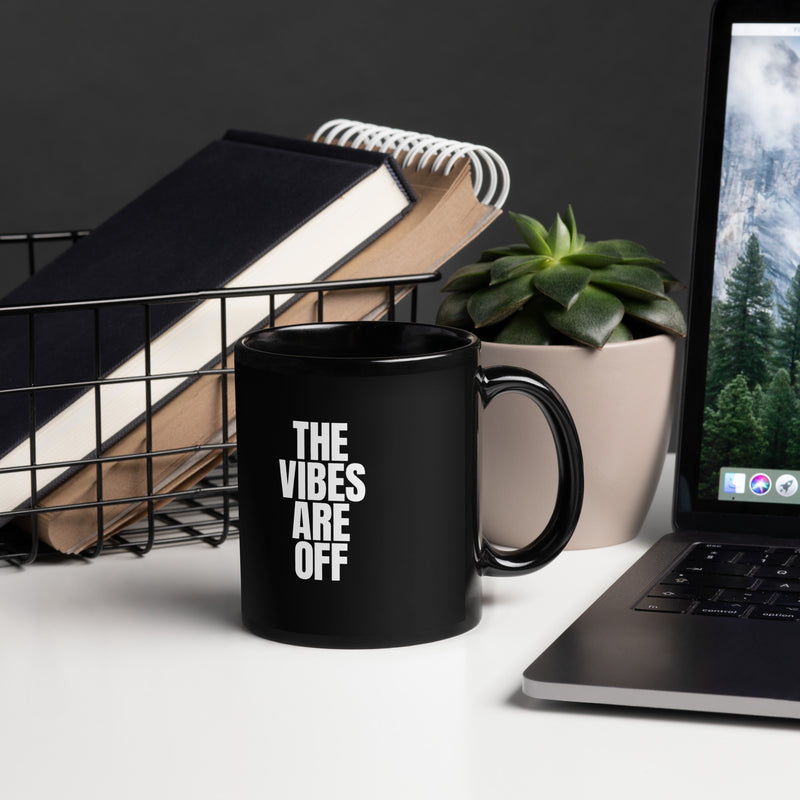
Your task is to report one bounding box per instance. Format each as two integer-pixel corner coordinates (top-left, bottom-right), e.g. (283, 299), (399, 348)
(223, 129), (416, 206)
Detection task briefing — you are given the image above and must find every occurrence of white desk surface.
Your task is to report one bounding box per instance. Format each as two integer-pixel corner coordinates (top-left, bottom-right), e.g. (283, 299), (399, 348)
(2, 453), (797, 800)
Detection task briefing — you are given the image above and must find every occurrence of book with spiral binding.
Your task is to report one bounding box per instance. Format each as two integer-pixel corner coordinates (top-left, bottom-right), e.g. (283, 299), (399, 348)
(22, 120), (510, 553)
(277, 119), (510, 324)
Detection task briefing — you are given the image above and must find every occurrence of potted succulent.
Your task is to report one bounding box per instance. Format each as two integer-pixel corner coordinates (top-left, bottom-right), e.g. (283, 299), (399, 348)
(437, 207), (686, 549)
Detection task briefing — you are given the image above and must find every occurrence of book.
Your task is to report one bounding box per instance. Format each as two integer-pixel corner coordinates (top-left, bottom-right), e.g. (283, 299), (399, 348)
(0, 128), (416, 543)
(18, 120), (510, 554)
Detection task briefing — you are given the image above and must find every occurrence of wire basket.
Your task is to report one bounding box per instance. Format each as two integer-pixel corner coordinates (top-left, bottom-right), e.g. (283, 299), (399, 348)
(0, 229), (439, 567)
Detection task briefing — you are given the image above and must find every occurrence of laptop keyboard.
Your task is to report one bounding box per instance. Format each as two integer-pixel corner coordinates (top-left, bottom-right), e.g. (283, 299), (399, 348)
(636, 543), (800, 620)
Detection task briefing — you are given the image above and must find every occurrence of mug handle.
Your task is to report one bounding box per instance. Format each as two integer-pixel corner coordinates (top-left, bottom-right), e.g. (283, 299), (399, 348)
(476, 365), (584, 577)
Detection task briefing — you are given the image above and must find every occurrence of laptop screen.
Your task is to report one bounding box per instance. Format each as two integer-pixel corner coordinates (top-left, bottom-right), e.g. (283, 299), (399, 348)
(679, 2), (800, 530)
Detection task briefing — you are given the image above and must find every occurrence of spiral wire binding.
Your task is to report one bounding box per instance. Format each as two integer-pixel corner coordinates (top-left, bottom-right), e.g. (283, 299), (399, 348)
(312, 119), (511, 208)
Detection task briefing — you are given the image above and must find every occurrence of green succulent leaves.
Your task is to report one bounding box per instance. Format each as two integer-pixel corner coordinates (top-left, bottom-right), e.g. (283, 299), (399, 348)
(543, 285), (625, 348)
(437, 206), (686, 349)
(533, 263), (591, 308)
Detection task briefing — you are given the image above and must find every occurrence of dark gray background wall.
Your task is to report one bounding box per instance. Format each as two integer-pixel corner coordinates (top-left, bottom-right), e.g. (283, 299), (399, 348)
(0, 0), (715, 320)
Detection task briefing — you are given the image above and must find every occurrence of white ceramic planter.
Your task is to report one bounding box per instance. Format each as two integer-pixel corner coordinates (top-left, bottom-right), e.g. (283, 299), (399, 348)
(479, 335), (678, 550)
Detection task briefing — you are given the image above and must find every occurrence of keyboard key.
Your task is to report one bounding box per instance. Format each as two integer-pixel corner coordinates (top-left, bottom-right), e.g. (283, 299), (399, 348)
(749, 607), (800, 621)
(664, 573), (757, 590)
(737, 550), (796, 566)
(692, 601), (747, 618)
(757, 579), (800, 593)
(682, 562), (753, 576)
(635, 598), (693, 613)
(648, 584), (716, 600)
(718, 589), (772, 604)
(752, 566), (800, 580)
(773, 594), (800, 607)
(682, 546), (742, 564)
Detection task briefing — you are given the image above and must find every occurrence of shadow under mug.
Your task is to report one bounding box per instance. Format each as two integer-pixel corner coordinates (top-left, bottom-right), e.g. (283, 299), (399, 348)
(234, 321), (583, 648)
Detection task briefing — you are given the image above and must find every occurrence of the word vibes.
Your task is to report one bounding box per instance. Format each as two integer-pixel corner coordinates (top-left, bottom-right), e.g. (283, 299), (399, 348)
(279, 420), (366, 581)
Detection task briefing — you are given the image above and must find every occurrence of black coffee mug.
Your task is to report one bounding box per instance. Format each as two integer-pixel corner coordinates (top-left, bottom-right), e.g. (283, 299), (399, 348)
(234, 321), (583, 648)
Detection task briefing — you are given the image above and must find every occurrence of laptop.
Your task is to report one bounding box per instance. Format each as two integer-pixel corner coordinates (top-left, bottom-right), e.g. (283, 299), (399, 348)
(523, 0), (800, 719)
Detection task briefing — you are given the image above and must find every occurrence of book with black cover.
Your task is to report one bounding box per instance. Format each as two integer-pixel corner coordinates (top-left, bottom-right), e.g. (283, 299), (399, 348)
(0, 129), (414, 520)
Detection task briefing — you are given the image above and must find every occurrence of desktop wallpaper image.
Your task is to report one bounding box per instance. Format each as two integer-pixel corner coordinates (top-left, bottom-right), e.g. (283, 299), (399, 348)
(701, 30), (800, 499)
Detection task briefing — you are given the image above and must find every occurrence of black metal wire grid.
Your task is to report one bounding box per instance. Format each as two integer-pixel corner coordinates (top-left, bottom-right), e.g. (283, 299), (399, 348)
(0, 230), (439, 567)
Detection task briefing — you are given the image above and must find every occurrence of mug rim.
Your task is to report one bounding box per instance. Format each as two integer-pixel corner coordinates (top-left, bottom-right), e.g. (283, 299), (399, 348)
(236, 320), (480, 364)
